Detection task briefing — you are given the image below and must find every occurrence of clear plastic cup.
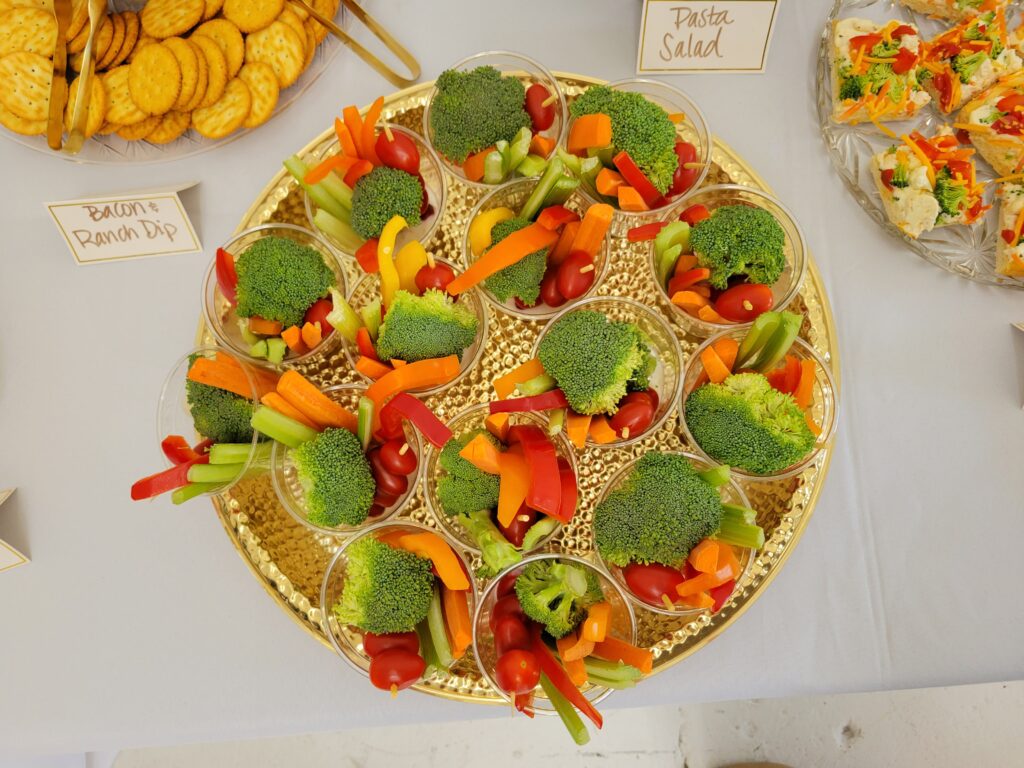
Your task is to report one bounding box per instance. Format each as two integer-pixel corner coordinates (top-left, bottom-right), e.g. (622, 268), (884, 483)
(202, 223), (347, 368)
(649, 184), (808, 339)
(530, 296), (684, 449)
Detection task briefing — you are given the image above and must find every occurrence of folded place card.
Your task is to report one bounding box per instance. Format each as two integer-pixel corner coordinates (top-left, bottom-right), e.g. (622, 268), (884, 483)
(45, 183), (202, 265)
(637, 0), (779, 74)
(0, 489), (28, 574)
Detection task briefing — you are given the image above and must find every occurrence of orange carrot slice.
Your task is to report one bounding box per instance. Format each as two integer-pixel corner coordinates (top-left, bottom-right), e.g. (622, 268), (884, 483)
(699, 346), (731, 384)
(355, 355), (394, 380)
(442, 585), (473, 659)
(566, 411), (592, 450)
(248, 316), (283, 335)
(277, 370), (358, 432)
(260, 392), (319, 430)
(570, 204), (614, 257)
(462, 145), (495, 182)
(688, 539), (720, 574)
(592, 635), (653, 674)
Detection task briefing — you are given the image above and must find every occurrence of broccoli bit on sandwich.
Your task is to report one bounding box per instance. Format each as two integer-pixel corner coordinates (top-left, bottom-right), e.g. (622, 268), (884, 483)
(838, 74), (867, 100)
(483, 217), (549, 305)
(429, 65), (532, 163)
(436, 430), (501, 517)
(537, 310), (653, 415)
(570, 84), (678, 194)
(594, 452), (722, 567)
(293, 427), (376, 527)
(333, 537), (434, 634)
(689, 204), (786, 290)
(933, 167), (968, 219)
(185, 355), (256, 444)
(513, 559), (604, 639)
(685, 372), (816, 475)
(951, 51), (987, 84)
(374, 288), (478, 363)
(350, 166), (423, 240)
(234, 236), (336, 328)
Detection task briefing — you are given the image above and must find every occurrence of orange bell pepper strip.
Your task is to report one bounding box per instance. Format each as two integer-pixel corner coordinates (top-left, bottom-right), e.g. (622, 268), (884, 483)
(617, 185), (649, 212)
(699, 346), (731, 384)
(304, 153), (359, 185)
(716, 543), (741, 580)
(570, 203), (613, 258)
(248, 316), (283, 335)
(581, 601), (611, 643)
(672, 290), (710, 310)
(446, 224), (559, 295)
(794, 359), (816, 410)
(673, 253), (699, 276)
(496, 451), (531, 527)
(529, 133), (555, 158)
(697, 305), (726, 323)
(805, 412), (822, 436)
(485, 413), (509, 441)
(395, 532), (470, 591)
(342, 105), (364, 158)
(687, 539), (720, 574)
(588, 415), (617, 444)
(675, 565), (733, 597)
(261, 392), (320, 430)
(280, 325), (308, 354)
(301, 321), (323, 349)
(361, 95), (384, 165)
(277, 370), (358, 432)
(556, 634), (589, 686)
(678, 591), (715, 609)
(344, 159), (373, 188)
(549, 220), (579, 266)
(442, 585), (473, 659)
(187, 357), (257, 400)
(355, 355), (393, 380)
(376, 529), (408, 548)
(462, 145), (495, 182)
(711, 337), (738, 373)
(591, 635), (653, 675)
(567, 113), (612, 154)
(334, 117), (359, 158)
(493, 357), (546, 399)
(365, 355), (461, 429)
(565, 411), (592, 450)
(560, 633), (596, 662)
(459, 433), (502, 474)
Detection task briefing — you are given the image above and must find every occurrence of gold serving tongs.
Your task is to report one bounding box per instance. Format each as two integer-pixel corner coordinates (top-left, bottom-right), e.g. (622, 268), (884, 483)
(63, 0), (105, 155)
(293, 0), (420, 88)
(46, 0), (72, 150)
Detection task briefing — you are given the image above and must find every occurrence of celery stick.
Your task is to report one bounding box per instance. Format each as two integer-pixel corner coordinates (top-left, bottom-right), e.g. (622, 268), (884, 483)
(516, 153), (547, 178)
(749, 312), (802, 373)
(360, 299), (382, 341)
(313, 209), (363, 254)
(556, 147), (581, 175)
(319, 169), (353, 210)
(715, 518), (765, 549)
(698, 464), (731, 488)
(188, 462), (245, 484)
(171, 482), (219, 505)
(547, 408), (566, 437)
(722, 503), (757, 525)
(483, 149), (505, 184)
(416, 620), (440, 675)
(249, 339), (268, 359)
(250, 405), (319, 448)
(326, 287), (362, 343)
(584, 673), (637, 690)
(521, 516), (559, 551)
(654, 221), (691, 257)
(520, 157), (564, 221)
(583, 657), (643, 683)
(357, 397), (374, 451)
(508, 127), (531, 173)
(426, 586), (453, 669)
(209, 442), (272, 466)
(538, 673), (590, 745)
(283, 156), (348, 222)
(516, 372), (556, 396)
(736, 312), (780, 368)
(237, 317), (260, 346)
(542, 176), (579, 207)
(586, 144), (614, 167)
(265, 337), (287, 365)
(656, 243), (682, 287)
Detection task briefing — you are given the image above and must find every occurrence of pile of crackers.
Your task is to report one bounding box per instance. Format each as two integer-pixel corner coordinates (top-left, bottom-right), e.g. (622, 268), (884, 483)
(0, 0), (339, 145)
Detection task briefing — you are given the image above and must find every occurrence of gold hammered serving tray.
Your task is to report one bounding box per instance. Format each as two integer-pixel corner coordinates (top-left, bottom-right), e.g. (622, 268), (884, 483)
(198, 73), (841, 704)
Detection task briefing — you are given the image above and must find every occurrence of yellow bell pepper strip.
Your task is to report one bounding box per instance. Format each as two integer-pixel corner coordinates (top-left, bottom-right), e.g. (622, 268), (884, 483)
(581, 601), (611, 643)
(794, 359), (816, 410)
(459, 433), (502, 474)
(496, 450), (531, 527)
(565, 411), (592, 450)
(277, 370), (358, 432)
(442, 585), (472, 659)
(395, 531), (470, 591)
(569, 203), (614, 258)
(377, 215), (407, 308)
(687, 539), (720, 574)
(469, 205), (516, 257)
(591, 635), (653, 675)
(531, 623), (604, 729)
(588, 415), (617, 444)
(365, 355), (461, 430)
(394, 239), (429, 293)
(446, 223), (559, 295)
(556, 633), (590, 686)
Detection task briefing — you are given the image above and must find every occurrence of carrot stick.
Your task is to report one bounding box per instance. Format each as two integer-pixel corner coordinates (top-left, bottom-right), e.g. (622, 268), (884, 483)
(565, 411), (592, 449)
(570, 204), (614, 257)
(556, 634), (589, 686)
(794, 359), (816, 410)
(361, 96), (384, 165)
(493, 357), (546, 398)
(497, 451), (531, 527)
(248, 316), (283, 335)
(588, 415), (617, 444)
(459, 433), (502, 474)
(711, 337), (738, 373)
(529, 133), (555, 158)
(442, 585), (473, 659)
(446, 223), (559, 295)
(334, 117), (359, 158)
(344, 159), (373, 187)
(688, 539), (720, 574)
(567, 113), (612, 154)
(595, 168), (624, 196)
(699, 346), (731, 384)
(304, 154), (359, 185)
(395, 532), (470, 591)
(671, 290), (710, 310)
(343, 105), (364, 159)
(280, 325), (307, 354)
(548, 220), (579, 267)
(301, 321), (322, 349)
(187, 358), (255, 399)
(261, 392), (319, 430)
(277, 370), (358, 432)
(560, 634), (595, 662)
(462, 145), (495, 182)
(697, 305), (726, 323)
(356, 355), (394, 380)
(591, 635), (653, 675)
(216, 352), (279, 396)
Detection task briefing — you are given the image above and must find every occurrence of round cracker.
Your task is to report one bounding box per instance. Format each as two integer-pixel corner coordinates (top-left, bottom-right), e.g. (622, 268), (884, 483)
(147, 109), (191, 144)
(222, 0), (283, 34)
(88, 15), (113, 69)
(192, 76), (250, 138)
(67, 18), (90, 53)
(191, 34), (227, 109)
(0, 51), (51, 120)
(96, 120), (120, 135)
(202, 0), (224, 23)
(244, 20), (304, 88)
(302, 19), (316, 72)
(110, 11), (139, 69)
(0, 8), (56, 58)
(287, 1), (309, 20)
(276, 7), (305, 49)
(66, 0), (90, 40)
(116, 113), (161, 140)
(102, 65), (148, 125)
(0, 103), (44, 135)
(162, 37), (199, 111)
(238, 61), (278, 129)
(194, 18), (243, 79)
(310, 0), (339, 44)
(140, 0), (203, 40)
(182, 38), (208, 112)
(129, 34), (157, 62)
(128, 42), (181, 115)
(64, 74), (107, 138)
(96, 11), (125, 70)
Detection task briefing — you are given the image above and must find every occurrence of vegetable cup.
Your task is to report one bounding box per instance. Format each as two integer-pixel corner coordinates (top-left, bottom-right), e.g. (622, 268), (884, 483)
(593, 451), (753, 617)
(302, 124), (448, 258)
(270, 383), (423, 535)
(422, 51), (568, 189)
(423, 403), (576, 558)
(462, 177), (611, 320)
(530, 296), (683, 449)
(680, 329), (838, 482)
(570, 78), (711, 237)
(649, 185), (808, 340)
(472, 553), (636, 714)
(203, 223), (348, 368)
(343, 255), (488, 397)
(320, 520), (478, 689)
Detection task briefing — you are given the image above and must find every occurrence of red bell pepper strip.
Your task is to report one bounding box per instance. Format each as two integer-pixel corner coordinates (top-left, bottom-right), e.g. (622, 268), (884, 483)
(161, 435), (200, 465)
(354, 238), (379, 273)
(215, 248), (238, 305)
(193, 438), (214, 455)
(626, 222), (667, 242)
(530, 623), (603, 729)
(131, 453), (210, 500)
(356, 327), (378, 361)
(554, 457), (577, 524)
(488, 389), (569, 414)
(515, 691), (535, 718)
(507, 425), (560, 517)
(709, 579), (736, 613)
(535, 205), (580, 231)
(379, 392), (453, 449)
(612, 151), (665, 208)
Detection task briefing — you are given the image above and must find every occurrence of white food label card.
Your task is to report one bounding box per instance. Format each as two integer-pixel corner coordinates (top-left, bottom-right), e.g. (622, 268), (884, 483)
(0, 489), (28, 574)
(637, 0), (779, 74)
(45, 184), (202, 265)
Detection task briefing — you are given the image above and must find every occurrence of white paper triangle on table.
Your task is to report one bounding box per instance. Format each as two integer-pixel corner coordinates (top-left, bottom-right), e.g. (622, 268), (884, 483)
(0, 489), (28, 573)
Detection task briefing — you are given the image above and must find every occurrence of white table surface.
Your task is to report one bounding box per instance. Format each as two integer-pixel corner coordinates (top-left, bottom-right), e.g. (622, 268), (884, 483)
(2, 0), (1022, 758)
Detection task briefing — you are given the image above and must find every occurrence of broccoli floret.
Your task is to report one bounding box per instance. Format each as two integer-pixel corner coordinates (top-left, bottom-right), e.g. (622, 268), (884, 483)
(594, 452), (723, 567)
(350, 166), (423, 240)
(458, 510), (522, 578)
(375, 288), (478, 363)
(933, 168), (968, 219)
(690, 205), (787, 290)
(538, 310), (652, 415)
(951, 51), (987, 83)
(483, 217), (549, 304)
(436, 430), (501, 517)
(625, 325), (657, 392)
(963, 12), (994, 42)
(333, 537), (433, 634)
(891, 162), (910, 189)
(838, 74), (867, 100)
(571, 85), (678, 194)
(185, 355), (256, 443)
(293, 427), (376, 527)
(513, 559), (603, 639)
(685, 373), (816, 475)
(869, 40), (900, 58)
(429, 65), (532, 163)
(234, 236), (335, 328)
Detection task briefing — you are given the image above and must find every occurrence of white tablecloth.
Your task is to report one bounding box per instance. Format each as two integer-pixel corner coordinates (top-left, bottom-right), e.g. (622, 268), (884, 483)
(2, 0), (1022, 757)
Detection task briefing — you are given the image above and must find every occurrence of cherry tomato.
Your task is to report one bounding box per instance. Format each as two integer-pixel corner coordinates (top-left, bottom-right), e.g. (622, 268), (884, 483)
(368, 503), (387, 517)
(498, 503), (535, 548)
(368, 448), (408, 497)
(539, 269), (566, 308)
(621, 390), (655, 410)
(379, 437), (417, 476)
(495, 649), (541, 694)
(373, 489), (399, 508)
(494, 615), (531, 656)
(514, 296), (537, 310)
(489, 593), (526, 632)
(496, 569), (521, 598)
(363, 631), (419, 658)
(415, 261), (456, 293)
(375, 130), (420, 175)
(524, 83), (555, 132)
(368, 648), (425, 691)
(623, 562), (685, 606)
(416, 173), (430, 217)
(680, 204), (711, 226)
(556, 251), (596, 300)
(609, 400), (654, 438)
(669, 140), (700, 197)
(303, 297), (335, 336)
(714, 283), (774, 323)
(879, 168), (895, 191)
(1002, 228), (1017, 245)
